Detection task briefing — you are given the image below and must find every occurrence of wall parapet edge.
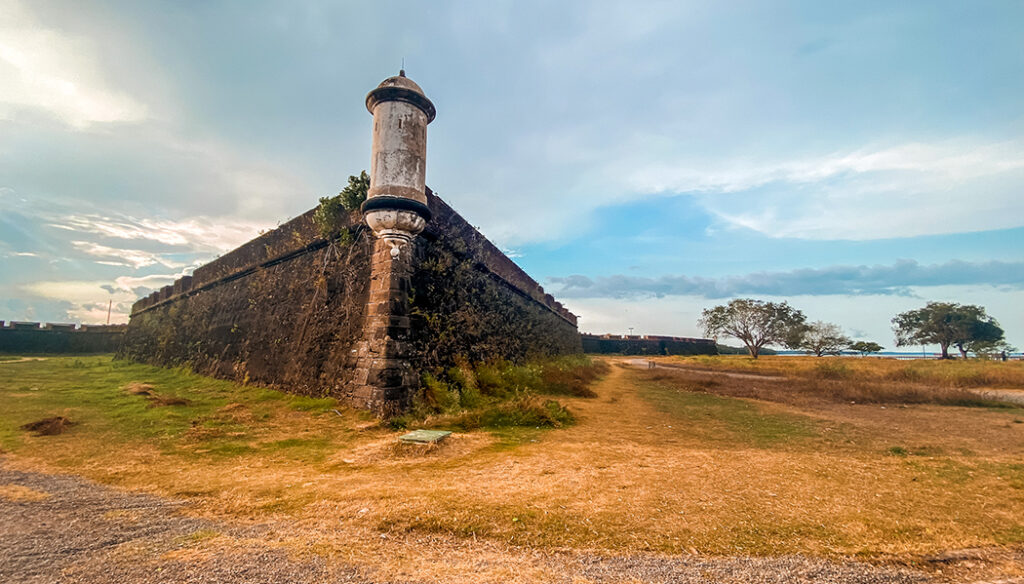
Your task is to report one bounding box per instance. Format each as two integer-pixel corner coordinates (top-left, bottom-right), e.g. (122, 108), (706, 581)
(130, 188), (579, 328)
(424, 189), (578, 326)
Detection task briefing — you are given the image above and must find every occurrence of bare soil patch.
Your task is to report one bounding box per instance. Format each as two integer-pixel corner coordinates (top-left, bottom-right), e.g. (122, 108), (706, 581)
(20, 416), (75, 436)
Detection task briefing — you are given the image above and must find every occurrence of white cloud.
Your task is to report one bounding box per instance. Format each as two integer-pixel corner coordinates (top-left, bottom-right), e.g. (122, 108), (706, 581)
(111, 273), (180, 295)
(24, 279), (135, 306)
(51, 214), (268, 255)
(65, 302), (130, 325)
(71, 240), (186, 269)
(0, 0), (147, 128)
(625, 140), (1024, 195)
(623, 139), (1024, 240)
(19, 278), (166, 325)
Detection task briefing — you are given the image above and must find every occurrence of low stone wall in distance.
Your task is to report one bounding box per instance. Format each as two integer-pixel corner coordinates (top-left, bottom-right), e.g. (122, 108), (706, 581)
(0, 322), (127, 353)
(582, 333), (717, 356)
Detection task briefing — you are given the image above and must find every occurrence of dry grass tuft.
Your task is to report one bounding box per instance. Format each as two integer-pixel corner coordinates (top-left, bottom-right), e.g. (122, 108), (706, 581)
(0, 483), (50, 501)
(123, 382), (191, 407)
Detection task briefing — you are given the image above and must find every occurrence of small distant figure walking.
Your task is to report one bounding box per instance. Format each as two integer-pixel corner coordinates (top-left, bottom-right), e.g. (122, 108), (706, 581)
(1001, 350), (1008, 362)
(648, 360), (656, 370)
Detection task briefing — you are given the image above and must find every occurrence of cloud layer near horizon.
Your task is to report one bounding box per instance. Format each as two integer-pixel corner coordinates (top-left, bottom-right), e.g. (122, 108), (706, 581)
(549, 259), (1024, 299)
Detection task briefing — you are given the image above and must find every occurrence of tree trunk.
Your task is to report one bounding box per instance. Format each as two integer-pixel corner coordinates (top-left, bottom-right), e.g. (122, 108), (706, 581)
(748, 344), (760, 359)
(939, 342), (950, 359)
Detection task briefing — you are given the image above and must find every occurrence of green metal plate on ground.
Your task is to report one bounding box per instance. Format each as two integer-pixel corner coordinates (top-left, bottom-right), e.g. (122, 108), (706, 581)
(398, 429), (452, 444)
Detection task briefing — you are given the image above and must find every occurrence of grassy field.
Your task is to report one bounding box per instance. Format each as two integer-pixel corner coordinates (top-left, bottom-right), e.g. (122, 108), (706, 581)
(2, 355), (1024, 582)
(665, 354), (1024, 388)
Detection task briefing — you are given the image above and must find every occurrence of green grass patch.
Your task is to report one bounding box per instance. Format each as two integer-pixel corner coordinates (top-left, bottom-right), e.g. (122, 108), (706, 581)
(285, 395), (338, 413)
(995, 524), (1024, 545)
(636, 379), (821, 448)
(175, 529), (221, 545)
(886, 445), (944, 457)
(0, 355), (345, 461)
(258, 436), (334, 462)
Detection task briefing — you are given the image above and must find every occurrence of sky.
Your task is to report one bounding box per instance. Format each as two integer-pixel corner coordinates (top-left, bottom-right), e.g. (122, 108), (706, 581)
(1, 0), (1022, 350)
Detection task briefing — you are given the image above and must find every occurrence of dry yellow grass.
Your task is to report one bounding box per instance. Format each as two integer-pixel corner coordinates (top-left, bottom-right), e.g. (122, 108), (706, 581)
(0, 483), (50, 501)
(3, 356), (1024, 583)
(665, 354), (1024, 388)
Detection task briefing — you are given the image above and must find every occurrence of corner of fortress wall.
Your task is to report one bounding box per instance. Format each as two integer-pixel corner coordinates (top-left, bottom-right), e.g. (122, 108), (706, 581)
(120, 188), (581, 414)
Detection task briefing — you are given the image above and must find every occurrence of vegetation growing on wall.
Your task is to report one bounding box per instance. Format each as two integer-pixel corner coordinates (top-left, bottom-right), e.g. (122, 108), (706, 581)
(410, 218), (581, 374)
(313, 171), (369, 238)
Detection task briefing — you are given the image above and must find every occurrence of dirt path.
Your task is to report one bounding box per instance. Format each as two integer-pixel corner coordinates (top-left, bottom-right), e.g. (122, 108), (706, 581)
(0, 357), (48, 365)
(972, 389), (1024, 407)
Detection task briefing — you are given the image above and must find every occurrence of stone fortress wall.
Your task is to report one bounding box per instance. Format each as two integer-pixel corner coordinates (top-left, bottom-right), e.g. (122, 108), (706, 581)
(0, 322), (127, 354)
(128, 191), (576, 327)
(120, 188), (581, 413)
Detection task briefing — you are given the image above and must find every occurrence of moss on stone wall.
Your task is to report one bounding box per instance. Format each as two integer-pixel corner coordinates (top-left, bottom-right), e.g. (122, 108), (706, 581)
(410, 224), (581, 374)
(121, 225), (373, 398)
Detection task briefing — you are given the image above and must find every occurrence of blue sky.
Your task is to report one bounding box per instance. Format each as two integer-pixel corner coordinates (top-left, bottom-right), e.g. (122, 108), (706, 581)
(1, 0), (1022, 349)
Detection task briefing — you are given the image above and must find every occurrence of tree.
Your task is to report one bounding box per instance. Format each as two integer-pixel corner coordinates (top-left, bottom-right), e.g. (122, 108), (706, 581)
(698, 299), (807, 359)
(967, 339), (1015, 359)
(848, 341), (884, 357)
(892, 302), (1005, 359)
(338, 170), (370, 211)
(798, 321), (852, 357)
(958, 319), (1005, 358)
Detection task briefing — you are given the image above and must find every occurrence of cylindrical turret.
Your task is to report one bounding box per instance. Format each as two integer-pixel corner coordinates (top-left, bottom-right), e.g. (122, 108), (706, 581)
(363, 70), (435, 251)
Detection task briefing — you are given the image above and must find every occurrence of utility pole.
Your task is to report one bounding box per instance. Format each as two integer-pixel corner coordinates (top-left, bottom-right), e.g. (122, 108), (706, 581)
(106, 300), (112, 325)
